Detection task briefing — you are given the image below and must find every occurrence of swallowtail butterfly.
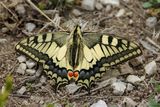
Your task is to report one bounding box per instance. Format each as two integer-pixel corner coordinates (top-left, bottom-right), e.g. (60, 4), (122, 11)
(16, 25), (142, 92)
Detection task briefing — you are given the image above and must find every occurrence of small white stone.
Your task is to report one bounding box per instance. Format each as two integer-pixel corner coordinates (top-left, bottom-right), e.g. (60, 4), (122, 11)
(129, 19), (133, 24)
(25, 23), (36, 32)
(1, 27), (9, 33)
(126, 75), (141, 83)
(137, 100), (148, 107)
(122, 97), (137, 107)
(39, 100), (44, 104)
(0, 39), (7, 44)
(17, 86), (26, 95)
(115, 9), (125, 17)
(26, 60), (36, 69)
(145, 61), (157, 75)
(16, 63), (27, 75)
(100, 0), (120, 6)
(72, 9), (82, 16)
(17, 55), (26, 63)
(105, 5), (112, 12)
(140, 75), (145, 81)
(146, 17), (157, 28)
(15, 4), (26, 15)
(54, 103), (62, 107)
(22, 100), (29, 105)
(40, 76), (47, 83)
(112, 81), (126, 95)
(26, 69), (36, 75)
(81, 0), (95, 11)
(66, 83), (80, 94)
(95, 2), (103, 10)
(126, 83), (134, 91)
(91, 100), (108, 107)
(123, 0), (130, 3)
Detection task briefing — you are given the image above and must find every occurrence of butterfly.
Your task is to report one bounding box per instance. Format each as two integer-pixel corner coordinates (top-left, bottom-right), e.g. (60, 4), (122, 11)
(16, 25), (142, 92)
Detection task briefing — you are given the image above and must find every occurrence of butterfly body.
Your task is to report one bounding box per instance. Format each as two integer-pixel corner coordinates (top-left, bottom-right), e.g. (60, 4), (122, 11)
(16, 25), (142, 91)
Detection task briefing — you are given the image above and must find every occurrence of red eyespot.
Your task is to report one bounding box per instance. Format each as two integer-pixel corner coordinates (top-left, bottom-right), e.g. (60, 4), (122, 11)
(73, 71), (79, 77)
(68, 71), (73, 77)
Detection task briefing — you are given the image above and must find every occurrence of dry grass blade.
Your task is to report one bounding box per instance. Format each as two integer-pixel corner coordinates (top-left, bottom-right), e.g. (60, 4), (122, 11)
(26, 0), (65, 31)
(0, 2), (18, 21)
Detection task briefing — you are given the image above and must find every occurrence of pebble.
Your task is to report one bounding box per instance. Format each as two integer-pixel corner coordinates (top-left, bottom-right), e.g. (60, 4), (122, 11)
(35, 67), (43, 78)
(115, 9), (125, 17)
(17, 86), (26, 95)
(111, 81), (126, 95)
(137, 100), (148, 107)
(16, 63), (27, 75)
(146, 17), (157, 28)
(66, 83), (80, 94)
(81, 0), (95, 11)
(126, 83), (134, 91)
(40, 75), (47, 83)
(129, 19), (133, 25)
(90, 100), (108, 107)
(126, 75), (141, 83)
(54, 103), (62, 107)
(0, 39), (7, 44)
(72, 9), (82, 16)
(30, 96), (42, 103)
(15, 4), (26, 15)
(17, 55), (26, 63)
(95, 2), (103, 10)
(22, 100), (29, 105)
(100, 0), (120, 6)
(122, 97), (137, 107)
(1, 27), (9, 33)
(39, 100), (44, 105)
(26, 69), (36, 75)
(26, 60), (36, 69)
(25, 23), (36, 32)
(123, 0), (130, 3)
(105, 5), (112, 12)
(144, 61), (157, 75)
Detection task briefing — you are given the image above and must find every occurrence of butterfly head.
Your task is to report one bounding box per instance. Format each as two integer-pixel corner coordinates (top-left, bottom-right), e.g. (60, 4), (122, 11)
(69, 25), (82, 38)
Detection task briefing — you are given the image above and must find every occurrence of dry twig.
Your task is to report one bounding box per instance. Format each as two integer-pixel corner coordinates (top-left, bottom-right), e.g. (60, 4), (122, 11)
(26, 0), (65, 31)
(0, 2), (18, 21)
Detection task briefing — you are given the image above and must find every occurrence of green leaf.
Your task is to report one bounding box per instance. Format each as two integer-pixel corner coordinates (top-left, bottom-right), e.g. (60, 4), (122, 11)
(155, 85), (160, 93)
(149, 99), (160, 107)
(46, 103), (54, 107)
(0, 75), (13, 107)
(143, 2), (153, 8)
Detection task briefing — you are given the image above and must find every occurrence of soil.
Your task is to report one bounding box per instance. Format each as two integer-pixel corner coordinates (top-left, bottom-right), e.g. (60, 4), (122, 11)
(0, 0), (160, 107)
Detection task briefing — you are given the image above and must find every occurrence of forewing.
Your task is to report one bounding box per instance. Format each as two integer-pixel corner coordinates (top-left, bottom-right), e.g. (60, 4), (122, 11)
(15, 32), (71, 89)
(76, 33), (142, 89)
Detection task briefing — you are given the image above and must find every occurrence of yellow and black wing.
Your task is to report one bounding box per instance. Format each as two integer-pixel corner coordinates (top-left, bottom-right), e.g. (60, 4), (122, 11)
(75, 33), (142, 89)
(16, 26), (142, 92)
(15, 32), (72, 89)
